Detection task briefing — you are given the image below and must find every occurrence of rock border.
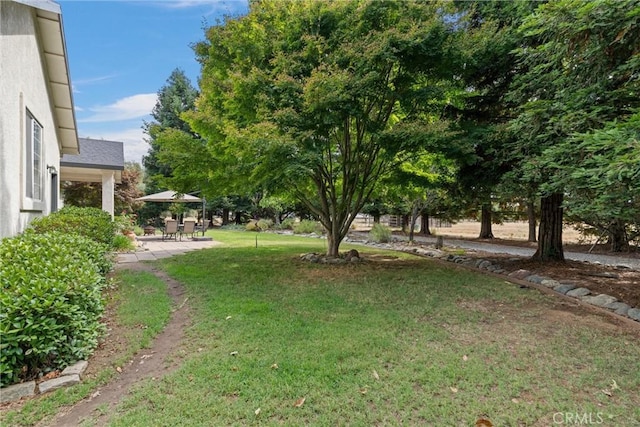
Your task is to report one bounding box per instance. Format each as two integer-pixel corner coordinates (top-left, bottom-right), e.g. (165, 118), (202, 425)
(1, 361), (87, 404)
(348, 236), (640, 324)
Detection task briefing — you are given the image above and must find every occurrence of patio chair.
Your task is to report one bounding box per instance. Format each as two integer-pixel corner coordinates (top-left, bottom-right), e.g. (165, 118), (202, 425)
(195, 219), (210, 236)
(180, 220), (197, 241)
(162, 220), (178, 241)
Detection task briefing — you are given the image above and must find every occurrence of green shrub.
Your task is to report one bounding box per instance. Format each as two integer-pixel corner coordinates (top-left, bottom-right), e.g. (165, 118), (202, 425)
(220, 224), (247, 231)
(245, 220), (259, 231)
(0, 232), (109, 387)
(30, 206), (116, 247)
(279, 218), (295, 230)
(368, 223), (392, 243)
(112, 234), (136, 252)
(257, 218), (274, 230)
(293, 219), (324, 234)
(113, 213), (137, 234)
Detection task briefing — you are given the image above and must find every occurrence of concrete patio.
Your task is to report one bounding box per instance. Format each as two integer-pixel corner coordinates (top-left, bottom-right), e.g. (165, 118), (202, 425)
(116, 235), (220, 263)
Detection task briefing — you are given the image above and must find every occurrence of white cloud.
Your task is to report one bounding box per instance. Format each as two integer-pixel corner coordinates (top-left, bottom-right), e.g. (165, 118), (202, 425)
(79, 127), (150, 165)
(72, 74), (120, 94)
(78, 93), (157, 123)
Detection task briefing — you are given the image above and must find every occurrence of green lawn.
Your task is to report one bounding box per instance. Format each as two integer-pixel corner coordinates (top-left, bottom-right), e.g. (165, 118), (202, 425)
(3, 230), (639, 426)
(111, 231), (639, 426)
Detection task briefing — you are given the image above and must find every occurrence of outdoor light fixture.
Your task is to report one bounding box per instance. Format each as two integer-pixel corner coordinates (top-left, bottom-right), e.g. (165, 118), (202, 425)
(47, 165), (57, 174)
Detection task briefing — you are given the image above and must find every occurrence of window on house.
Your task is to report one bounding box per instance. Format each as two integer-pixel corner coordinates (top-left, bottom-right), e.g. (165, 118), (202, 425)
(25, 109), (43, 200)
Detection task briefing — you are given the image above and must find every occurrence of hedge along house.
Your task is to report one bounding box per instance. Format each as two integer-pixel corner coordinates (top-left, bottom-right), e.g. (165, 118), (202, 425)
(60, 137), (124, 219)
(0, 0), (123, 239)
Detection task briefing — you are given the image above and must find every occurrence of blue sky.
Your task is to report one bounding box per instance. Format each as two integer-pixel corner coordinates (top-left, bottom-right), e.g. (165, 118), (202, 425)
(59, 0), (249, 164)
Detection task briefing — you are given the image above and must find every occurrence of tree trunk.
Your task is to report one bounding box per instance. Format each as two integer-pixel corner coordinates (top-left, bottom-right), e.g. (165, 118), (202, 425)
(234, 211), (242, 224)
(479, 204), (494, 239)
(420, 213), (432, 236)
(327, 233), (340, 258)
(408, 204), (419, 243)
(527, 199), (537, 242)
(222, 208), (230, 225)
(401, 214), (409, 234)
(533, 193), (565, 261)
(373, 213), (381, 224)
(608, 219), (628, 252)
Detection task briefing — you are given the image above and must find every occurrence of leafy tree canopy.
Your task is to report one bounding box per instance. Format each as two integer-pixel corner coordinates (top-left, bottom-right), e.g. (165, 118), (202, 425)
(186, 0), (460, 256)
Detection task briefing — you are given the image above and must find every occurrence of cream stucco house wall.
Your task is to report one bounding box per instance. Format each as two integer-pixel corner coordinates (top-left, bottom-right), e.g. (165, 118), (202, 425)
(0, 0), (79, 239)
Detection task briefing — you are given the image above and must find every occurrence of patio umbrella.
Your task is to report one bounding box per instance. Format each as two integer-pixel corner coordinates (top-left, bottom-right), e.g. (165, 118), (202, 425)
(136, 191), (204, 225)
(136, 190), (201, 203)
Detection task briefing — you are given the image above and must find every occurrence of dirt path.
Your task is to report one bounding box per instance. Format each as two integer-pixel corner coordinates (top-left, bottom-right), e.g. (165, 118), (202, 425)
(43, 264), (190, 427)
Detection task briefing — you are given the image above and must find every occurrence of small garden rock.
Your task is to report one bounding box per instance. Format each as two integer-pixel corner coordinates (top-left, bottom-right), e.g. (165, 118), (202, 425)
(566, 287), (591, 297)
(604, 302), (631, 316)
(508, 269), (532, 280)
(581, 294), (617, 308)
(541, 279), (560, 288)
(39, 374), (80, 394)
(61, 360), (88, 377)
(0, 381), (36, 403)
(553, 284), (576, 295)
(627, 308), (640, 322)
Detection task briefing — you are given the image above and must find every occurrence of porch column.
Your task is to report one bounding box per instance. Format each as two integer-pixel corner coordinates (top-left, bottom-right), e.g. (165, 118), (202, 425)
(102, 170), (115, 219)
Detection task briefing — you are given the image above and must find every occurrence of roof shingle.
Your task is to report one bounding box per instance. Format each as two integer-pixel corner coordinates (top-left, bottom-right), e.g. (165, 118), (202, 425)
(61, 138), (124, 170)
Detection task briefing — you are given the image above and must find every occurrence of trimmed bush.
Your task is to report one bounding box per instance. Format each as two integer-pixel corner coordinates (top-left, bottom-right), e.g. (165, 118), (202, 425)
(29, 206), (116, 247)
(368, 223), (392, 243)
(0, 231), (110, 387)
(293, 219), (324, 234)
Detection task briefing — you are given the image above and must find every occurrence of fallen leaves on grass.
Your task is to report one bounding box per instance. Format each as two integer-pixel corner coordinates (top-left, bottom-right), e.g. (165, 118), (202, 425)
(372, 370), (380, 380)
(601, 379), (620, 397)
(476, 418), (493, 427)
(254, 408), (261, 415)
(293, 397), (306, 408)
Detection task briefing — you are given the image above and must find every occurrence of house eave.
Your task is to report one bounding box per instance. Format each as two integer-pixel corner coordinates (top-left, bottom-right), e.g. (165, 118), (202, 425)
(18, 0), (79, 155)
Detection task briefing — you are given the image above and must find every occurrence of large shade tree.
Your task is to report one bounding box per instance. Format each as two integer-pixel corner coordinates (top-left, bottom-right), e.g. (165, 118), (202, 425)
(140, 69), (200, 222)
(444, 0), (539, 239)
(187, 0), (458, 256)
(508, 0), (639, 260)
